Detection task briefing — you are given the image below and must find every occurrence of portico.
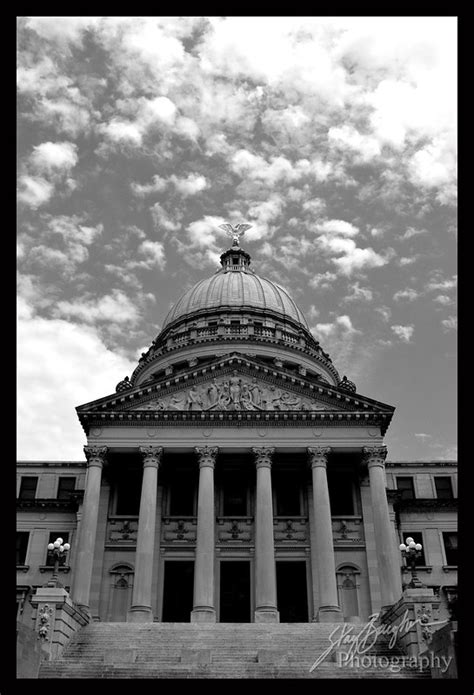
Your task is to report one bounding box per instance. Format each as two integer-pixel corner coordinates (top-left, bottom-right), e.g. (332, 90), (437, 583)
(71, 438), (399, 623)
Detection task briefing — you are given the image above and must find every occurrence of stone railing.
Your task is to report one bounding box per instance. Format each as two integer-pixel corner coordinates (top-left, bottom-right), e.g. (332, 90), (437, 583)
(162, 516), (197, 543)
(30, 587), (89, 663)
(107, 517), (139, 544)
(274, 516), (308, 543)
(217, 517), (253, 542)
(331, 516), (364, 544)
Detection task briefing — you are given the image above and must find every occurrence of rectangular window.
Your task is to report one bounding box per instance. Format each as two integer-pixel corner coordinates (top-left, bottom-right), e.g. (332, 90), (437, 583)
(16, 532), (29, 565)
(275, 476), (301, 516)
(57, 477), (76, 499)
(434, 477), (454, 499)
(18, 477), (38, 500)
(443, 532), (458, 565)
(328, 474), (354, 515)
(169, 478), (195, 516)
(401, 532), (426, 565)
(223, 477), (248, 516)
(396, 477), (415, 500)
(46, 532), (70, 566)
(115, 471), (142, 515)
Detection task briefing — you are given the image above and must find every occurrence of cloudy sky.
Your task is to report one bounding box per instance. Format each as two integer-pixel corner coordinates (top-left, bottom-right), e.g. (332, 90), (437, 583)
(17, 16), (457, 462)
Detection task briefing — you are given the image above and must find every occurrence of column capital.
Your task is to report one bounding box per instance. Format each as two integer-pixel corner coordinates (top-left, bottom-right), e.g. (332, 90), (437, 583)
(362, 445), (388, 468)
(138, 445), (163, 468)
(251, 447), (275, 469)
(83, 446), (108, 468)
(307, 446), (331, 468)
(195, 446), (218, 468)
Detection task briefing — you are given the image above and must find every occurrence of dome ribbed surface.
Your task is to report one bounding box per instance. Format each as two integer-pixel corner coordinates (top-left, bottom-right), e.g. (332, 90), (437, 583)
(162, 269), (309, 330)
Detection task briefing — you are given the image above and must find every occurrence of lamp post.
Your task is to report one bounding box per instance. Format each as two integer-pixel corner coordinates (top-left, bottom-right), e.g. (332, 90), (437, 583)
(399, 537), (423, 588)
(46, 537), (70, 588)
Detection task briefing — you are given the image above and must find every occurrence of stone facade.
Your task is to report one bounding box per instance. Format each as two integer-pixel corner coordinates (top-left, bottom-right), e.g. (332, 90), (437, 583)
(17, 242), (457, 632)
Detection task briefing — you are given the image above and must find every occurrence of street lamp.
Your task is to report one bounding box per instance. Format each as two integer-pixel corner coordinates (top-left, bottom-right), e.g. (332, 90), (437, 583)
(46, 537), (70, 588)
(399, 537), (423, 588)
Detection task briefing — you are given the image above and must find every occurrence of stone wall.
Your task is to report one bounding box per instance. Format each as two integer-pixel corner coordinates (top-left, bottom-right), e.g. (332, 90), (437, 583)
(429, 621), (457, 678)
(16, 621), (43, 678)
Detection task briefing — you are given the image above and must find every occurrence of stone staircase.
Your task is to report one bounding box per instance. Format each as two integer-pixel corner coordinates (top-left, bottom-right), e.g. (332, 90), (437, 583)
(39, 622), (432, 679)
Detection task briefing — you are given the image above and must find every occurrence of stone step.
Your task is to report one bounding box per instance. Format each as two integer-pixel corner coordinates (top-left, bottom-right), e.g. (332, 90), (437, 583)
(38, 621), (430, 680)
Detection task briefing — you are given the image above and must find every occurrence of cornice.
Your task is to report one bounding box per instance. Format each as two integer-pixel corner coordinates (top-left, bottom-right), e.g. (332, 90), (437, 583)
(78, 409), (392, 435)
(16, 495), (83, 512)
(386, 461), (458, 467)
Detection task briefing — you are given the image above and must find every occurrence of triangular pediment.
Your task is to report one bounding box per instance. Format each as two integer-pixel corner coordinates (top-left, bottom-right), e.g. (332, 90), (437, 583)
(132, 372), (331, 413)
(77, 353), (394, 417)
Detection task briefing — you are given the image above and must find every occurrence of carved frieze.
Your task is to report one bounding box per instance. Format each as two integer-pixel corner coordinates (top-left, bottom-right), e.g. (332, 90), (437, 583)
(135, 372), (331, 412)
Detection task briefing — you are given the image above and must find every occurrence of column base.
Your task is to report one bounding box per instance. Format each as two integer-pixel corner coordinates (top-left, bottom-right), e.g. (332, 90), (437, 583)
(317, 606), (343, 622)
(254, 609), (280, 623)
(127, 605), (154, 622)
(190, 608), (216, 623)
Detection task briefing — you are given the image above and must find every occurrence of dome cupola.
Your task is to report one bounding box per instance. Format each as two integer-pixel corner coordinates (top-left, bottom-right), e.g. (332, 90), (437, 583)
(130, 224), (340, 387)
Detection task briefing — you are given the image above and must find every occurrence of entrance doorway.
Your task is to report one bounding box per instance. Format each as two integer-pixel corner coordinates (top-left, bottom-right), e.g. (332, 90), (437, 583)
(276, 561), (309, 622)
(219, 561), (251, 622)
(162, 561), (194, 622)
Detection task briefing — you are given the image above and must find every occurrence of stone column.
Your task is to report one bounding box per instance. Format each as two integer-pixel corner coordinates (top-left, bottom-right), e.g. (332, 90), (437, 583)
(191, 446), (218, 622)
(307, 447), (342, 622)
(71, 446), (107, 616)
(252, 447), (279, 623)
(128, 445), (163, 622)
(363, 446), (402, 610)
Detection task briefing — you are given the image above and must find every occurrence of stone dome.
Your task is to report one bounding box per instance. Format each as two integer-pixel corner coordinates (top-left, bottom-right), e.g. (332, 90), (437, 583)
(161, 247), (309, 332)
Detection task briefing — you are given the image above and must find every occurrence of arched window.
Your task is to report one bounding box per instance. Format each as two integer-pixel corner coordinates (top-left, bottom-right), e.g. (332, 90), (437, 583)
(336, 564), (360, 619)
(107, 564), (134, 622)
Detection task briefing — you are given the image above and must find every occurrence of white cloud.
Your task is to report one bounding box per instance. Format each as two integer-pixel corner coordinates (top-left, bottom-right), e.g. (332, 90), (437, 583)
(328, 124), (381, 161)
(426, 275), (457, 292)
(391, 324), (414, 342)
(18, 304), (135, 459)
(441, 316), (457, 331)
(137, 240), (166, 270)
(393, 288), (419, 302)
(54, 289), (141, 325)
(17, 176), (54, 207)
(186, 215), (226, 249)
(317, 235), (388, 276)
(408, 134), (457, 203)
(313, 314), (360, 337)
(308, 271), (338, 289)
(433, 295), (454, 306)
(150, 203), (181, 233)
(102, 119), (143, 145)
(375, 306), (392, 322)
(30, 141), (78, 172)
(401, 227), (428, 240)
(399, 255), (421, 266)
(314, 219), (359, 237)
(415, 433), (431, 441)
(171, 173), (208, 196)
(344, 282), (373, 302)
(131, 175), (167, 197)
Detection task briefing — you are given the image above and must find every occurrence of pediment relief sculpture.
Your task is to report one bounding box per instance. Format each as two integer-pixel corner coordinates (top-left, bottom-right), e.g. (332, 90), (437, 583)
(135, 372), (331, 412)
